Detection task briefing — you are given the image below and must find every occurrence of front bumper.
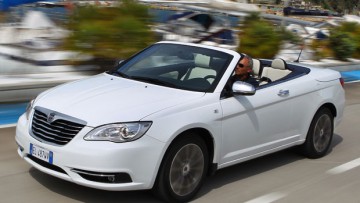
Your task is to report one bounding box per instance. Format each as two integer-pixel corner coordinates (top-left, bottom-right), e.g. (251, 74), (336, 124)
(15, 114), (166, 191)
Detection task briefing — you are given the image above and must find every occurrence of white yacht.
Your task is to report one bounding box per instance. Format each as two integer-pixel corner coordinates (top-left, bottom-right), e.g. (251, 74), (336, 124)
(153, 11), (240, 50)
(0, 10), (100, 103)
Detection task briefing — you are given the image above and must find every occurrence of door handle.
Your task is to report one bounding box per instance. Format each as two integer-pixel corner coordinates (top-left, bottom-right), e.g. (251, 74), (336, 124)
(278, 89), (289, 96)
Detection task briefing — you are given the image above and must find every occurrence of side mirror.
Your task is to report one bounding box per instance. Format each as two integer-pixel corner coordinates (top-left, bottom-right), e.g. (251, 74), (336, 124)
(232, 81), (256, 96)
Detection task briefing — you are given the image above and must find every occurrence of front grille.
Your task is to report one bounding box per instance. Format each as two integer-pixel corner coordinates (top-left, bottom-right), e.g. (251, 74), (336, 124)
(31, 110), (85, 146)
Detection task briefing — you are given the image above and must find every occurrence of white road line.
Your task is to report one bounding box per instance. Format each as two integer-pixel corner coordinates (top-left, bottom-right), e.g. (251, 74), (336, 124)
(0, 123), (16, 129)
(326, 158), (360, 175)
(244, 192), (286, 203)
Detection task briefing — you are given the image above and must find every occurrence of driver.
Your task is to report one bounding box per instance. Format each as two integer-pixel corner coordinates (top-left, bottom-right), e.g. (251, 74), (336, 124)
(230, 54), (259, 87)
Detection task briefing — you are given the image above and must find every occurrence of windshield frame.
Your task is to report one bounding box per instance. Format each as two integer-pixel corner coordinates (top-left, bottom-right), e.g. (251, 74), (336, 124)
(108, 43), (233, 92)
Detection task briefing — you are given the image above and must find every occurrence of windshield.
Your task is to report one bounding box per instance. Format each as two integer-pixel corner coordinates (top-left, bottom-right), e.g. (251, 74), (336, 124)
(111, 43), (233, 92)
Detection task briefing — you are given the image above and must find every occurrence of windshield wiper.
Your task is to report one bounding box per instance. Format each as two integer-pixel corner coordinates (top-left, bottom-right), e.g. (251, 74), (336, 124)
(108, 70), (129, 78)
(130, 76), (177, 88)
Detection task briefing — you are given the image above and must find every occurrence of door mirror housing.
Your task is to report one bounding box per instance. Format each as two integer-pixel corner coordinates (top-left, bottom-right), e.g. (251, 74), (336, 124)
(232, 81), (256, 96)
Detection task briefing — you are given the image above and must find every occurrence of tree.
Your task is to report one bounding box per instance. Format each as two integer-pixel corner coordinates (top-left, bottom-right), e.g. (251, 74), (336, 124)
(329, 30), (356, 61)
(310, 22), (360, 61)
(335, 22), (360, 58)
(238, 13), (282, 59)
(310, 39), (332, 61)
(63, 0), (155, 68)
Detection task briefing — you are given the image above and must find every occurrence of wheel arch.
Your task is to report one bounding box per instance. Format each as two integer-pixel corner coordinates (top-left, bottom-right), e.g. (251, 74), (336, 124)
(300, 102), (335, 158)
(299, 102), (337, 143)
(306, 102), (337, 137)
(155, 127), (216, 184)
(173, 128), (216, 174)
(152, 127), (216, 201)
(319, 102), (337, 117)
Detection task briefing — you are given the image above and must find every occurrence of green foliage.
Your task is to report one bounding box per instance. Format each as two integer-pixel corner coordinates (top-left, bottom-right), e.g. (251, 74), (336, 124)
(63, 0), (155, 60)
(310, 39), (332, 61)
(238, 13), (281, 59)
(310, 22), (360, 61)
(328, 30), (356, 61)
(335, 22), (360, 58)
(337, 22), (360, 33)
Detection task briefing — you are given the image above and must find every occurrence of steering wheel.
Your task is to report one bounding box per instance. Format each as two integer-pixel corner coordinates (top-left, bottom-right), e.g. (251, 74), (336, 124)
(204, 75), (216, 81)
(260, 77), (272, 83)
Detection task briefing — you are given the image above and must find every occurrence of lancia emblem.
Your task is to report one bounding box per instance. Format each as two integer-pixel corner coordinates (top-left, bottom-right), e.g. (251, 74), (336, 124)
(47, 113), (56, 123)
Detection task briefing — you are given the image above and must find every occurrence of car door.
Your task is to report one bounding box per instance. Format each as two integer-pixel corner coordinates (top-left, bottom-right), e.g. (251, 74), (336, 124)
(219, 82), (297, 167)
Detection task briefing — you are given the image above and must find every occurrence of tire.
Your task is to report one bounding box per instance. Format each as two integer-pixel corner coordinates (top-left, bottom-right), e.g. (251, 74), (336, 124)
(153, 134), (209, 202)
(301, 108), (334, 159)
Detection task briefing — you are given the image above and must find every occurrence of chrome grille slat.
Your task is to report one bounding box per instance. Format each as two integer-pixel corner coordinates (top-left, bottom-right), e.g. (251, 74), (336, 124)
(56, 121), (84, 129)
(33, 112), (83, 130)
(32, 128), (68, 143)
(32, 120), (78, 137)
(31, 109), (86, 146)
(33, 112), (47, 119)
(33, 118), (82, 133)
(32, 124), (72, 140)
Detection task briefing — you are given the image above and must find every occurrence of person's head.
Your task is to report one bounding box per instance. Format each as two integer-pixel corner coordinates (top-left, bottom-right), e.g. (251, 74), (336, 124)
(235, 54), (253, 80)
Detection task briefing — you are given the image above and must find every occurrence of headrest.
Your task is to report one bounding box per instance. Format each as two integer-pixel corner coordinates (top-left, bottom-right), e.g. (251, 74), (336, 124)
(252, 59), (261, 75)
(271, 58), (287, 70)
(195, 54), (210, 68)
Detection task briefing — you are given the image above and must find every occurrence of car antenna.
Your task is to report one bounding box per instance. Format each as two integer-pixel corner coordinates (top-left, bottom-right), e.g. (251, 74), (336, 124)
(294, 43), (304, 63)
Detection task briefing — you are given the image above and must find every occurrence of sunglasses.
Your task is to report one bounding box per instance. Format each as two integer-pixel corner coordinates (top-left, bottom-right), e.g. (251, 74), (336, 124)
(237, 63), (245, 68)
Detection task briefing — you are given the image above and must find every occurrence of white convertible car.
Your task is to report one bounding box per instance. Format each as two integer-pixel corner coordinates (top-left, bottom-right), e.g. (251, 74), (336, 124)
(16, 41), (345, 202)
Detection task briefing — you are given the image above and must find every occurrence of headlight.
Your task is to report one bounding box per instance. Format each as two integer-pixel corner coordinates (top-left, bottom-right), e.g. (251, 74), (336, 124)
(25, 99), (35, 120)
(84, 122), (152, 143)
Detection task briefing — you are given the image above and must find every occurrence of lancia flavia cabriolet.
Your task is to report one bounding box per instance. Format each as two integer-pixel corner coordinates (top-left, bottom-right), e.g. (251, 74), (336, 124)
(16, 41), (345, 202)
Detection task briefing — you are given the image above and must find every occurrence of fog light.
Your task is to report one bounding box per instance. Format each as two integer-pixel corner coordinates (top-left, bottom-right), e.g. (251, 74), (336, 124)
(71, 169), (132, 183)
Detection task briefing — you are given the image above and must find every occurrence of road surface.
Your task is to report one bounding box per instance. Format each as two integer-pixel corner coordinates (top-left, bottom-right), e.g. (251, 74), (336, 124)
(1, 83), (360, 203)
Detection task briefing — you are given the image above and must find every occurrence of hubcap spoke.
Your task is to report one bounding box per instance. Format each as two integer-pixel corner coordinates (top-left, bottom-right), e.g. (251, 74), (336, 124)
(170, 143), (205, 196)
(313, 114), (332, 152)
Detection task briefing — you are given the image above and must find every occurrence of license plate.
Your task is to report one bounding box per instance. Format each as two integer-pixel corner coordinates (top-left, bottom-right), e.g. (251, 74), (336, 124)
(30, 143), (53, 164)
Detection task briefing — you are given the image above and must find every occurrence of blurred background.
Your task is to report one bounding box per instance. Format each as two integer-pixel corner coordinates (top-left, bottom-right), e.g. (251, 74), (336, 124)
(1, 0), (360, 126)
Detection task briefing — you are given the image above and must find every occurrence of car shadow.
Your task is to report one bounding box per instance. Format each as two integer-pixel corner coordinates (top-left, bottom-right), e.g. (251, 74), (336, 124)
(329, 133), (343, 153)
(195, 133), (343, 199)
(29, 168), (162, 203)
(28, 134), (343, 203)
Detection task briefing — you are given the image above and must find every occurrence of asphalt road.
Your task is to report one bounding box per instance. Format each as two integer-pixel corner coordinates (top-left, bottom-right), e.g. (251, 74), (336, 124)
(1, 83), (360, 203)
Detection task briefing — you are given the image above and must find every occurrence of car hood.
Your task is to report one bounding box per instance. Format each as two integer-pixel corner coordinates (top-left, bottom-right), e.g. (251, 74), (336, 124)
(35, 73), (205, 127)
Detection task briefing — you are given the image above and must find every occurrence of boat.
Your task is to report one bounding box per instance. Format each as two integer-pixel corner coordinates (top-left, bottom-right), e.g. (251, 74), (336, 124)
(139, 0), (260, 15)
(283, 6), (341, 17)
(0, 0), (45, 11)
(143, 0), (262, 50)
(152, 11), (240, 50)
(0, 10), (101, 103)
